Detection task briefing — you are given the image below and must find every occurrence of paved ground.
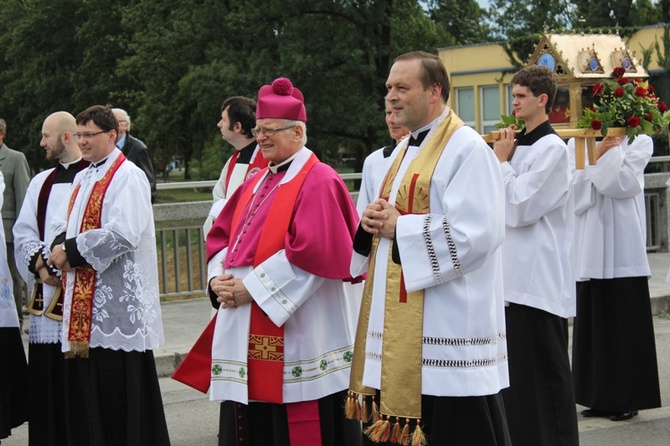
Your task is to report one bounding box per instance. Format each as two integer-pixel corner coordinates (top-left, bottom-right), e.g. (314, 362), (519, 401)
(5, 252), (670, 444)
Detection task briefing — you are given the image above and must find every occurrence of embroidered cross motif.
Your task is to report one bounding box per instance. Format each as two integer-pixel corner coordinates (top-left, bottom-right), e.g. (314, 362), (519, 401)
(248, 335), (284, 361)
(212, 364), (223, 375)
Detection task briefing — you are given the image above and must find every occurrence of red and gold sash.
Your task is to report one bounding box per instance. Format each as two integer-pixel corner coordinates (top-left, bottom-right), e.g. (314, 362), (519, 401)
(347, 112), (463, 444)
(229, 154), (318, 403)
(64, 154), (126, 358)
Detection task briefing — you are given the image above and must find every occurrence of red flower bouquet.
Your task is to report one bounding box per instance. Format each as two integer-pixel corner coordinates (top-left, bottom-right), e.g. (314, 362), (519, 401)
(578, 69), (670, 143)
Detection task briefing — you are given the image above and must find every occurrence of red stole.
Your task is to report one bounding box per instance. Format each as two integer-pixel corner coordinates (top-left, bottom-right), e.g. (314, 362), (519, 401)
(172, 154), (320, 398)
(64, 154), (126, 358)
(224, 147), (268, 199)
(230, 154), (318, 403)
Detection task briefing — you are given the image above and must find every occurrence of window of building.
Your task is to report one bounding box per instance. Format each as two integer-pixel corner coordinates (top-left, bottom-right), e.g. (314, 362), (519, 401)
(480, 85), (501, 134)
(456, 88), (475, 128)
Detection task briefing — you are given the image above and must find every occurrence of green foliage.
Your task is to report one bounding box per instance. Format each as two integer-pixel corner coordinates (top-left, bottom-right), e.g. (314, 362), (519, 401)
(495, 114), (526, 131)
(572, 0), (660, 28)
(655, 26), (670, 71)
(427, 0), (491, 45)
(488, 0), (574, 41)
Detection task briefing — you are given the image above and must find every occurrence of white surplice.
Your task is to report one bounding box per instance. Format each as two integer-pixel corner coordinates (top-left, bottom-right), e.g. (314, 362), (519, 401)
(500, 126), (575, 318)
(568, 135), (652, 280)
(50, 149), (164, 353)
(352, 110), (509, 397)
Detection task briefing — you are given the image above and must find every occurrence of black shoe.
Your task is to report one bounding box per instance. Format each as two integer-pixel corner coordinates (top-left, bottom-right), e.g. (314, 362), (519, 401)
(581, 408), (615, 418)
(609, 410), (638, 421)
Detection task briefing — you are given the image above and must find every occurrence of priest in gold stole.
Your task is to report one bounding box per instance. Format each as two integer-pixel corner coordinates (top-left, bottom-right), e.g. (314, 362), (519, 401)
(348, 51), (512, 446)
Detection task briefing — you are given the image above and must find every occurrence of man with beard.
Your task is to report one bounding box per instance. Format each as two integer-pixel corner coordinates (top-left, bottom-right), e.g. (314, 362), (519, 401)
(14, 111), (89, 445)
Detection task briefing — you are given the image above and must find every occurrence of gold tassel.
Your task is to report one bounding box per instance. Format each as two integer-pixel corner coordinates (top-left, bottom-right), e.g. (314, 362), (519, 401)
(363, 418), (383, 442)
(365, 416), (391, 443)
(390, 418), (400, 443)
(380, 417), (391, 442)
(371, 395), (380, 423)
(65, 342), (89, 359)
(344, 392), (357, 420)
(399, 419), (411, 446)
(411, 420), (427, 446)
(362, 396), (370, 422)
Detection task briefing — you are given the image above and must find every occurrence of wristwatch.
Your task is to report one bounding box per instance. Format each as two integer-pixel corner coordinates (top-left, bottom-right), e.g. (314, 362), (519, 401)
(61, 242), (66, 252)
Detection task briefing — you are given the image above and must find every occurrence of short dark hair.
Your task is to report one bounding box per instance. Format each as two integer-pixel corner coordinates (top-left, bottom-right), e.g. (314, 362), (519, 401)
(511, 65), (557, 114)
(75, 105), (119, 134)
(393, 51), (450, 102)
(221, 96), (256, 138)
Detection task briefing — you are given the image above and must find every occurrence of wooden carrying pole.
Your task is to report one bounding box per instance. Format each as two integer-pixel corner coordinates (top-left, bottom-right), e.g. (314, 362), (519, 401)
(483, 128), (627, 169)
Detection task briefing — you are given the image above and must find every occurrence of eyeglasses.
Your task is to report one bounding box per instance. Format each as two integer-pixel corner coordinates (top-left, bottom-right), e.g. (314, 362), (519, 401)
(251, 125), (295, 137)
(74, 130), (109, 139)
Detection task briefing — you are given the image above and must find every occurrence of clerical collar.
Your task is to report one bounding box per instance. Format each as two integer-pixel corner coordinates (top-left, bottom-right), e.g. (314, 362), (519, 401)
(407, 108), (449, 147)
(60, 157), (83, 170)
(515, 120), (556, 147)
(237, 141), (258, 164)
(408, 129), (429, 147)
(268, 152), (298, 174)
(91, 157), (109, 169)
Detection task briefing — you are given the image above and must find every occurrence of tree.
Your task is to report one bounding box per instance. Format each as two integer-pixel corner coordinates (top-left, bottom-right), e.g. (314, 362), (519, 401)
(573, 0), (660, 28)
(427, 0), (492, 45)
(488, 0), (575, 40)
(0, 0), (82, 172)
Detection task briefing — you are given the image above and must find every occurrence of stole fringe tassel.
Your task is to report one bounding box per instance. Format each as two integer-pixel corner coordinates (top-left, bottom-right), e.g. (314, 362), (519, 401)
(399, 420), (411, 446)
(363, 415), (426, 445)
(362, 397), (370, 422)
(390, 420), (400, 443)
(64, 342), (89, 359)
(345, 391), (360, 420)
(371, 396), (380, 423)
(411, 420), (427, 446)
(345, 391), (380, 423)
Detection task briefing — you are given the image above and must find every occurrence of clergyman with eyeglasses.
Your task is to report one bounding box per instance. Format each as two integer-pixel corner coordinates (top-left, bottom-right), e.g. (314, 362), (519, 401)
(186, 77), (363, 445)
(47, 105), (170, 444)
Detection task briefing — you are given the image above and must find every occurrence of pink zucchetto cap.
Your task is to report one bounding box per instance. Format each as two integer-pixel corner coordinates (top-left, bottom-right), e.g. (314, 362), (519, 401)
(256, 77), (307, 122)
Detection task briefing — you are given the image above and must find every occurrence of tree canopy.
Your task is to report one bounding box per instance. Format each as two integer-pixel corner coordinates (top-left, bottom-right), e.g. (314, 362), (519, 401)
(0, 0), (666, 176)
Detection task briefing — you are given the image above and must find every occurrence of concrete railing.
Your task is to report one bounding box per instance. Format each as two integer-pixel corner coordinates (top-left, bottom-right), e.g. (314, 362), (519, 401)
(154, 168), (669, 299)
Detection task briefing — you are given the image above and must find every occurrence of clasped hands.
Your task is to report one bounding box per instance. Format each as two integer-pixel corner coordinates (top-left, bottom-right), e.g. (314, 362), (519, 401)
(44, 245), (75, 286)
(361, 198), (399, 239)
(210, 273), (253, 309)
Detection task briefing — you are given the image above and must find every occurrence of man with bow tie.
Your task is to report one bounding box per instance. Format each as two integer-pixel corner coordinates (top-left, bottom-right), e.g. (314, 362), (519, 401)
(349, 51), (511, 446)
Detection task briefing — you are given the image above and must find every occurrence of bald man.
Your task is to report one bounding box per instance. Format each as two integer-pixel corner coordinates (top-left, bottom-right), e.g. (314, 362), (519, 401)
(112, 108), (157, 203)
(13, 111), (89, 445)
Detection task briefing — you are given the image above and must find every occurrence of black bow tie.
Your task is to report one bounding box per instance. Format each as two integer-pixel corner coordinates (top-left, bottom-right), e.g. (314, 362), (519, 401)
(408, 130), (429, 147)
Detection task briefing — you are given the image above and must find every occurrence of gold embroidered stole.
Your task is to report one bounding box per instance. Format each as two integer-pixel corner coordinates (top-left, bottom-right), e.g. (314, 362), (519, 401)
(348, 112), (463, 444)
(64, 154), (126, 358)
